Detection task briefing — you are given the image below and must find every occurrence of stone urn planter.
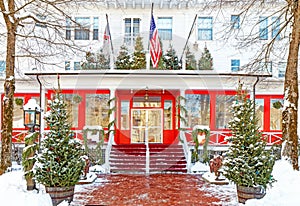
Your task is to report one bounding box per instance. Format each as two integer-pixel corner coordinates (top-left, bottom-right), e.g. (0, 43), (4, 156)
(236, 185), (266, 204)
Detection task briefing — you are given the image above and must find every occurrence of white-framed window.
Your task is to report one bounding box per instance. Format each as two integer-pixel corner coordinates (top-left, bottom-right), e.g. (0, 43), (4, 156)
(258, 61), (272, 73)
(231, 15), (240, 29)
(124, 18), (140, 45)
(157, 17), (172, 40)
(259, 16), (268, 40)
(271, 16), (280, 40)
(66, 17), (71, 40)
(65, 61), (71, 70)
(74, 62), (81, 70)
(231, 59), (240, 72)
(278, 62), (286, 78)
(198, 17), (213, 40)
(0, 60), (5, 76)
(93, 17), (99, 40)
(75, 17), (90, 40)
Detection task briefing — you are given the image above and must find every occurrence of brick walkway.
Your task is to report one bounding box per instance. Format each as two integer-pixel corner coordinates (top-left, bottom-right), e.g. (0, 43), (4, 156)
(71, 174), (237, 206)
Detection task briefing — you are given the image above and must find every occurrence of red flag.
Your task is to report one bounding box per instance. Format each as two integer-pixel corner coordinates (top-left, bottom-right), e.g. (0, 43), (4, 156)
(149, 15), (162, 68)
(103, 22), (111, 58)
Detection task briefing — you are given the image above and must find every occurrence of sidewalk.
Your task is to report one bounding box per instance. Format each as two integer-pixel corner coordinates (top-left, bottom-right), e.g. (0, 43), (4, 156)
(71, 174), (238, 206)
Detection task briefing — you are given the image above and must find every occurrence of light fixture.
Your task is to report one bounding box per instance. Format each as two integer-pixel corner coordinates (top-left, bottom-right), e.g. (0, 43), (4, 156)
(144, 87), (149, 101)
(23, 99), (40, 132)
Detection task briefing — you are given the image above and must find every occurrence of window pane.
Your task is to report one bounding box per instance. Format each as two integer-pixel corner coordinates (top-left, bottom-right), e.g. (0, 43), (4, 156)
(278, 62), (286, 78)
(0, 60), (5, 76)
(216, 95), (235, 129)
(75, 17), (90, 40)
(93, 17), (99, 40)
(164, 100), (173, 129)
(66, 18), (71, 40)
(13, 97), (24, 128)
(259, 16), (268, 40)
(61, 94), (79, 127)
(271, 16), (280, 40)
(121, 101), (130, 130)
(74, 62), (81, 70)
(185, 94), (210, 128)
(198, 17), (213, 40)
(270, 99), (283, 130)
(158, 17), (172, 40)
(85, 94), (110, 128)
(65, 61), (70, 70)
(255, 99), (264, 130)
(231, 59), (240, 72)
(231, 15), (240, 29)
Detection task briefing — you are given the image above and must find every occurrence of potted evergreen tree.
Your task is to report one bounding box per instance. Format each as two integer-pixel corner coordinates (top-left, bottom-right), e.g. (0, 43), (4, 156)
(222, 83), (275, 204)
(34, 90), (85, 206)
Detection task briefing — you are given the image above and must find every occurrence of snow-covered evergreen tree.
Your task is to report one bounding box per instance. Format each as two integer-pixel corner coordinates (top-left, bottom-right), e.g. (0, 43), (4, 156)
(115, 44), (131, 70)
(81, 50), (109, 70)
(198, 45), (213, 70)
(164, 44), (181, 70)
(131, 36), (146, 69)
(185, 46), (197, 70)
(34, 90), (85, 187)
(222, 83), (275, 189)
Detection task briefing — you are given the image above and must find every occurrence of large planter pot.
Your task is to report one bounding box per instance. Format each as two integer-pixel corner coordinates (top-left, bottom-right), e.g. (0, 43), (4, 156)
(236, 185), (266, 204)
(45, 186), (75, 206)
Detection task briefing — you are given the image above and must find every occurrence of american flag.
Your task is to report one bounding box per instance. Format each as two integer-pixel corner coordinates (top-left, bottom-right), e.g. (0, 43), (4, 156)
(149, 15), (162, 68)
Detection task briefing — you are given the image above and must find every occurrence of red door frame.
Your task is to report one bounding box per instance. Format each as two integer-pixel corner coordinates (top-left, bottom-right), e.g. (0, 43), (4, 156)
(115, 89), (179, 144)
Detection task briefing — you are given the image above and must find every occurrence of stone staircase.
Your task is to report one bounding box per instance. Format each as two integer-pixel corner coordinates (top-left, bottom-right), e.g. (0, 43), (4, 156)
(109, 144), (187, 174)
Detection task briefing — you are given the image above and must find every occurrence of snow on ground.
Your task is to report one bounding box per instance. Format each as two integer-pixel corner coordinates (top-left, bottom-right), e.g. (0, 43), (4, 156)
(0, 160), (299, 205)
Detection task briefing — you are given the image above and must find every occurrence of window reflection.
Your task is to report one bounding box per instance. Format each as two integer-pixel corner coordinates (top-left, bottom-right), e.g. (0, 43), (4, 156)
(270, 99), (283, 130)
(216, 95), (235, 129)
(255, 99), (264, 129)
(85, 94), (109, 128)
(185, 94), (210, 128)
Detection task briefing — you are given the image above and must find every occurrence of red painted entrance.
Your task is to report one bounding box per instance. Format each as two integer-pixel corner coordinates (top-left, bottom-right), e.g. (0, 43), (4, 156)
(115, 89), (179, 144)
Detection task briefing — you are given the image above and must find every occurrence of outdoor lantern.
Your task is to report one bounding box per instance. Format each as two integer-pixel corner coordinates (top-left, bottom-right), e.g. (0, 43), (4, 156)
(23, 99), (41, 132)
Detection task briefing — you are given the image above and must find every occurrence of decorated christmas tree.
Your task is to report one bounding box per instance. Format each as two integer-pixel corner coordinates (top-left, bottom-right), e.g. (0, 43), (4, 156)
(34, 86), (85, 188)
(115, 44), (131, 70)
(198, 45), (213, 70)
(185, 46), (197, 70)
(164, 44), (181, 70)
(131, 36), (146, 69)
(222, 83), (275, 189)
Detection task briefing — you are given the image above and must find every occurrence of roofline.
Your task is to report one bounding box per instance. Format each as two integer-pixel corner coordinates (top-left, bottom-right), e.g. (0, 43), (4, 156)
(24, 70), (273, 78)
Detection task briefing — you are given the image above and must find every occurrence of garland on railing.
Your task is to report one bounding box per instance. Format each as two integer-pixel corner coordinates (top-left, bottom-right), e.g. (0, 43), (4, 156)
(82, 126), (104, 165)
(176, 95), (188, 130)
(192, 127), (210, 163)
(107, 97), (116, 136)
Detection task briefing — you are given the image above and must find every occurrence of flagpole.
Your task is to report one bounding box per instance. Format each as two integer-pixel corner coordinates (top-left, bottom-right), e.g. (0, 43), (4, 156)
(106, 14), (115, 69)
(179, 14), (198, 63)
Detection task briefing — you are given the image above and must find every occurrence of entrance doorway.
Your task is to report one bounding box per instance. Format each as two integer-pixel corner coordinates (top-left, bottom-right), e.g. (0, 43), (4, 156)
(131, 109), (162, 143)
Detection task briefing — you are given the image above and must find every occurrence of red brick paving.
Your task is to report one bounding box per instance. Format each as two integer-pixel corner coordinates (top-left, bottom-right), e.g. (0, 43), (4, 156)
(75, 174), (233, 206)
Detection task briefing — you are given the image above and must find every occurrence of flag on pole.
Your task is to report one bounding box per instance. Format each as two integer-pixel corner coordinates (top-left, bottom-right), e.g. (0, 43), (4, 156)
(149, 15), (162, 68)
(103, 16), (112, 58)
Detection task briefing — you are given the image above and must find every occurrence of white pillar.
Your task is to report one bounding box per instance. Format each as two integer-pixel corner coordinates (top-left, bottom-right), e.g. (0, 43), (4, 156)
(146, 52), (151, 70)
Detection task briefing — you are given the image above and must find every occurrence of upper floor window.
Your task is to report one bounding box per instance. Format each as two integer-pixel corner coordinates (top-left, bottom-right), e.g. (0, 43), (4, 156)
(271, 16), (280, 40)
(231, 15), (240, 29)
(74, 62), (81, 70)
(0, 60), (5, 76)
(157, 17), (172, 40)
(65, 61), (70, 70)
(259, 16), (268, 40)
(231, 59), (240, 72)
(124, 18), (140, 45)
(278, 62), (286, 78)
(66, 18), (71, 40)
(93, 17), (99, 40)
(258, 61), (272, 73)
(75, 17), (90, 40)
(198, 17), (213, 40)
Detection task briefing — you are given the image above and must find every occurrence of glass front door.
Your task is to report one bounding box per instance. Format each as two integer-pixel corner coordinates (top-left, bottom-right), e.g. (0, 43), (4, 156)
(131, 109), (162, 143)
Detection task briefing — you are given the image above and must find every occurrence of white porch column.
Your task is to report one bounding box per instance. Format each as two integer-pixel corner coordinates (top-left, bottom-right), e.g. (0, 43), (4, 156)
(39, 87), (46, 139)
(109, 88), (116, 144)
(146, 52), (150, 70)
(180, 89), (186, 128)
